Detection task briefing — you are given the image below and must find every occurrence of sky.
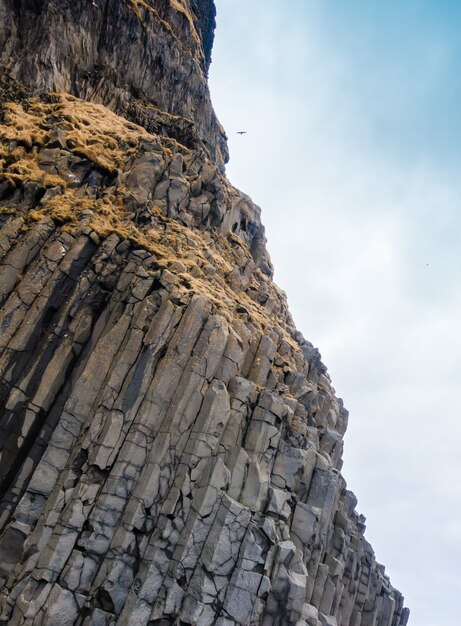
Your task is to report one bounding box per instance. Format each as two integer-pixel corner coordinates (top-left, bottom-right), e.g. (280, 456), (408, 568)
(209, 2), (461, 625)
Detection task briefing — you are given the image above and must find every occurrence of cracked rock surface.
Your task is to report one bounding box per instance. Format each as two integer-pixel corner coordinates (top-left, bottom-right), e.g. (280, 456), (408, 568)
(0, 1), (409, 625)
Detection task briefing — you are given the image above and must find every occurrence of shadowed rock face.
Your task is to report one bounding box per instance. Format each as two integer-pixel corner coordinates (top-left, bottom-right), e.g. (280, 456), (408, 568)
(0, 2), (409, 625)
(190, 0), (217, 68)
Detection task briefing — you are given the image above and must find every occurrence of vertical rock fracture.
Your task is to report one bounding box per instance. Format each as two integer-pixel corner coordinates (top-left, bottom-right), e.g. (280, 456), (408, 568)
(0, 1), (409, 625)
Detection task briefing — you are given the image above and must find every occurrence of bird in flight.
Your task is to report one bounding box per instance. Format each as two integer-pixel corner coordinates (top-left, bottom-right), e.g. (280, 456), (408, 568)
(237, 131), (247, 135)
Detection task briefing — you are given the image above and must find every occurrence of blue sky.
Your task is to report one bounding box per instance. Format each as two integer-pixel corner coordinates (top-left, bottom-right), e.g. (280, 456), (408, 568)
(321, 0), (461, 165)
(209, 2), (461, 625)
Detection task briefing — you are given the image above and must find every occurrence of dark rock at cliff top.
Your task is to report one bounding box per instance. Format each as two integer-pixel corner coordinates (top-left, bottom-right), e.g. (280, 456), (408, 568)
(189, 0), (217, 69)
(0, 1), (409, 625)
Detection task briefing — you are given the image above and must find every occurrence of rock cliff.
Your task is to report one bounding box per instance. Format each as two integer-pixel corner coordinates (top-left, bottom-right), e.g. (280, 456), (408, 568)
(0, 0), (227, 168)
(0, 1), (409, 625)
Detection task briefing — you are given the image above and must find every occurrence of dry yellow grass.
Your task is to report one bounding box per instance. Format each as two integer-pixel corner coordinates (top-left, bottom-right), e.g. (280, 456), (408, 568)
(0, 141), (8, 171)
(29, 188), (273, 334)
(0, 100), (49, 147)
(0, 90), (297, 345)
(58, 94), (149, 174)
(0, 94), (148, 176)
(0, 94), (153, 245)
(2, 149), (66, 189)
(28, 188), (151, 247)
(0, 93), (162, 247)
(28, 191), (93, 224)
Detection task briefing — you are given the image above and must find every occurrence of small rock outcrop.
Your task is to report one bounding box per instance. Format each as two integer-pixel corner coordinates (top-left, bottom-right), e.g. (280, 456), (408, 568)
(0, 1), (409, 625)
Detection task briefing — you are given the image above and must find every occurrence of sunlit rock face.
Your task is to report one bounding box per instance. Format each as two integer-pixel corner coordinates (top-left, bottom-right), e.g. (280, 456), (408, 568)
(0, 1), (409, 625)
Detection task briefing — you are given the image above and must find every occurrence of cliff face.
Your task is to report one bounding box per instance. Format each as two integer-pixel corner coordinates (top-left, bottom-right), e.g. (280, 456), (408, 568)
(0, 0), (227, 168)
(0, 2), (409, 626)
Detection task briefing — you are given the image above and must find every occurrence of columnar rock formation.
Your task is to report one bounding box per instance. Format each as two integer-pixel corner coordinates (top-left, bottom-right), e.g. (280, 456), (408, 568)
(0, 1), (409, 625)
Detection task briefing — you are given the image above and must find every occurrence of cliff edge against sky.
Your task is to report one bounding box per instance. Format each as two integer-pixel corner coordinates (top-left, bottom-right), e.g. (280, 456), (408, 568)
(0, 1), (409, 625)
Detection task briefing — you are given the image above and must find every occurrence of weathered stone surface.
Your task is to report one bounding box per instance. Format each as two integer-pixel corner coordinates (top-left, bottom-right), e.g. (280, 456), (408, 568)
(0, 1), (408, 625)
